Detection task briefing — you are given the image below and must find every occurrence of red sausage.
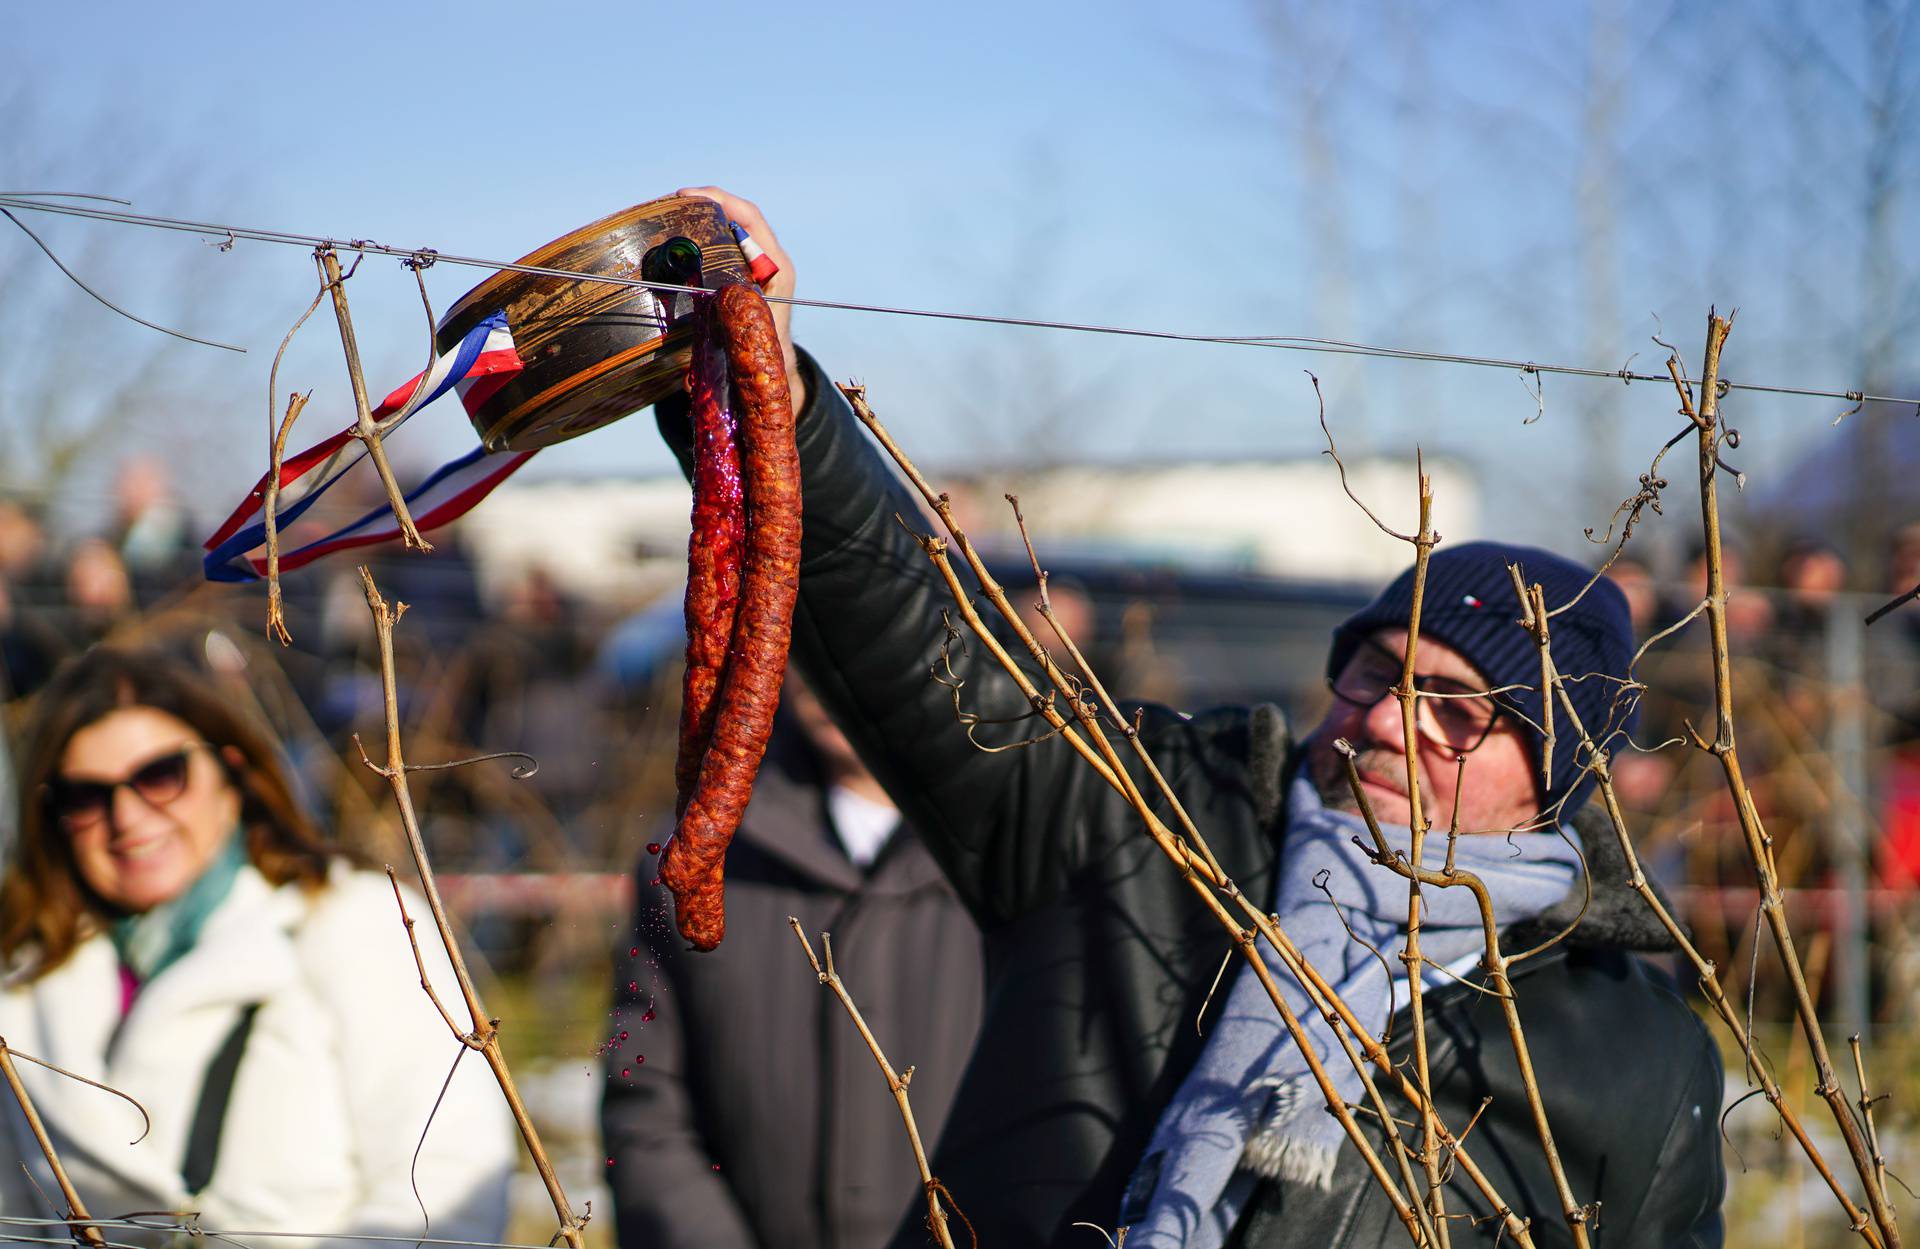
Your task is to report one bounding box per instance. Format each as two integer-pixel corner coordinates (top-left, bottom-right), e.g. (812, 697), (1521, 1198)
(673, 301), (745, 818)
(660, 282), (801, 950)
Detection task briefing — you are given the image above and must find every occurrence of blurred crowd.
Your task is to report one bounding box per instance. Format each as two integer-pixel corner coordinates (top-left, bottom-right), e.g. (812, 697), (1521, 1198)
(1601, 528), (1920, 1024)
(4, 454), (1920, 1249)
(0, 461), (652, 981)
(4, 456), (1920, 1027)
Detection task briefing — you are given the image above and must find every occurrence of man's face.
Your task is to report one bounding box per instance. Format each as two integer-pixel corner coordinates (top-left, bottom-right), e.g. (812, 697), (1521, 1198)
(1305, 628), (1543, 834)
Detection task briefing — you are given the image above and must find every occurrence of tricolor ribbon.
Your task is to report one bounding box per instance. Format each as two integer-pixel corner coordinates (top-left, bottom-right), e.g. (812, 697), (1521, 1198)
(729, 221), (780, 286)
(203, 310), (533, 582)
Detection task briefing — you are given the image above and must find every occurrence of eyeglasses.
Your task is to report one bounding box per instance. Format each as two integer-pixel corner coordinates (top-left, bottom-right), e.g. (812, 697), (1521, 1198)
(1327, 638), (1505, 754)
(45, 745), (205, 833)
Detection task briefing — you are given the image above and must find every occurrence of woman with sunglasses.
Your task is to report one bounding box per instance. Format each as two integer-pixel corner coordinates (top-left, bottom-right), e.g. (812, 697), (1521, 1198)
(0, 644), (514, 1242)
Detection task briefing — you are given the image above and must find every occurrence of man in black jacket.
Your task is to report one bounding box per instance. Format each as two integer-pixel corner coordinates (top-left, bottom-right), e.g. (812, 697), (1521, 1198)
(602, 682), (984, 1249)
(658, 188), (1725, 1249)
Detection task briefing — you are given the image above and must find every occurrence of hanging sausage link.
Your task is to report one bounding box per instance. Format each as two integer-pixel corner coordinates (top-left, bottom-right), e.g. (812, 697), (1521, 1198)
(673, 300), (745, 819)
(661, 282), (801, 950)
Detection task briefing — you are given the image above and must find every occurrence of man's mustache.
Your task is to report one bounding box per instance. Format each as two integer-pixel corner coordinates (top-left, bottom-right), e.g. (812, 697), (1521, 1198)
(1312, 745), (1422, 814)
(1347, 750), (1412, 794)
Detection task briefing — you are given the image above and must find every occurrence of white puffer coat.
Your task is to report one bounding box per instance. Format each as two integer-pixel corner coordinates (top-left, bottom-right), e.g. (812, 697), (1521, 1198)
(0, 862), (515, 1247)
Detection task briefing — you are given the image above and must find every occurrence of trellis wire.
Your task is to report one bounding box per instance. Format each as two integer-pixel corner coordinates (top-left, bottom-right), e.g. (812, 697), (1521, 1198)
(0, 193), (1912, 411)
(0, 1214), (587, 1249)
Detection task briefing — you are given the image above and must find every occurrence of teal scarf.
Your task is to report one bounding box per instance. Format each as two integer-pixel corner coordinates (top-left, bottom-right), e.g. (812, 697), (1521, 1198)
(110, 831), (250, 984)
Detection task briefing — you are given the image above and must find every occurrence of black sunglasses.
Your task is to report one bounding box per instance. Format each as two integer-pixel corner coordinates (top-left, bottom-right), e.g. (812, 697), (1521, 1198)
(45, 745), (205, 832)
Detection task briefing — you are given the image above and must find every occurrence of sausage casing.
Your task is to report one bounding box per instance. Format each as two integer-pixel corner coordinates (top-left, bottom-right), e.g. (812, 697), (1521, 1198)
(660, 282), (800, 949)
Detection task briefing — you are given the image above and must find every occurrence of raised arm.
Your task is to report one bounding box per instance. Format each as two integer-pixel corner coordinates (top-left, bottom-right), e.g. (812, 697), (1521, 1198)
(658, 190), (1179, 924)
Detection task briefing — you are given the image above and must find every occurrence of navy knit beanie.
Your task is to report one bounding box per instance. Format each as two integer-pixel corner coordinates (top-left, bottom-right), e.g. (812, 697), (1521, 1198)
(1326, 541), (1637, 818)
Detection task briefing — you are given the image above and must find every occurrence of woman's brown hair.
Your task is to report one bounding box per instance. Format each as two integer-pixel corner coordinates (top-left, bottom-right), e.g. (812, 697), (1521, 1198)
(1, 643), (336, 978)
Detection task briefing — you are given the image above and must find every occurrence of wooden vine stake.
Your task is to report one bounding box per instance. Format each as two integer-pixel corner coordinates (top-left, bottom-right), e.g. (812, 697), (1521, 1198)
(317, 247), (430, 552)
(354, 567), (584, 1249)
(1327, 450), (1591, 1248)
(1387, 458), (1453, 1248)
(1674, 313), (1900, 1248)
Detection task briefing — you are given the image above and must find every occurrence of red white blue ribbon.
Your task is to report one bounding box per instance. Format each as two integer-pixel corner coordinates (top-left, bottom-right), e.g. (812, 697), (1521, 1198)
(729, 221), (780, 286)
(203, 310), (532, 582)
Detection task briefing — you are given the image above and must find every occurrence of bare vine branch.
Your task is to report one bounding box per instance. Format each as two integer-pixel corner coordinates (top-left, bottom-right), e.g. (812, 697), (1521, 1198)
(788, 921), (961, 1249)
(0, 1040), (108, 1247)
(1545, 590), (1885, 1246)
(356, 567), (584, 1249)
(1668, 312), (1900, 1247)
(258, 269), (337, 644)
(840, 381), (1552, 1249)
(1310, 371), (1417, 542)
(1865, 583), (1920, 628)
(1851, 1036), (1890, 1201)
(263, 388), (311, 645)
(1336, 743), (1594, 1247)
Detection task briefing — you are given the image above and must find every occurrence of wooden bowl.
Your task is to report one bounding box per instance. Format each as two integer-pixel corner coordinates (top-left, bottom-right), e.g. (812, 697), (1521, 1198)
(439, 195), (750, 451)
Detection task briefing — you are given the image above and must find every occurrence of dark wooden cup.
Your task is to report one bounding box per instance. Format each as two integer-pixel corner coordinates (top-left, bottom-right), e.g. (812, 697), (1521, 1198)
(439, 195), (750, 451)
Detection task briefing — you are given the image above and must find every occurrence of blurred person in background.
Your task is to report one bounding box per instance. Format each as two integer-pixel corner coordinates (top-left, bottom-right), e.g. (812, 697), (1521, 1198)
(63, 538), (135, 646)
(1878, 524), (1920, 888)
(1600, 553), (1676, 828)
(1658, 539), (1774, 646)
(1637, 540), (1782, 891)
(1014, 573), (1097, 661)
(0, 498), (51, 592)
(501, 565), (589, 677)
(0, 574), (63, 702)
(0, 644), (514, 1240)
(110, 457), (199, 604)
(1601, 553), (1659, 639)
(1776, 537), (1849, 622)
(1768, 536), (1850, 681)
(601, 677), (984, 1249)
(0, 499), (63, 698)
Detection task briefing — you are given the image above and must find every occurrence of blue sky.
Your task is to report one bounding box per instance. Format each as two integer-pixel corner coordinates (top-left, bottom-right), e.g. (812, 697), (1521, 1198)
(4, 0), (1914, 562)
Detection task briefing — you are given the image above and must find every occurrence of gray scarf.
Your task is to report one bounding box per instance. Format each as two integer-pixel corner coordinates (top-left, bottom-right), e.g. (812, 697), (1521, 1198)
(1121, 776), (1582, 1249)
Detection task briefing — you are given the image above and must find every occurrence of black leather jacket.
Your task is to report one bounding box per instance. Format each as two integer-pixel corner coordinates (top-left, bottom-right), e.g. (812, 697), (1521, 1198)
(657, 355), (1725, 1248)
(1227, 872), (1726, 1249)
